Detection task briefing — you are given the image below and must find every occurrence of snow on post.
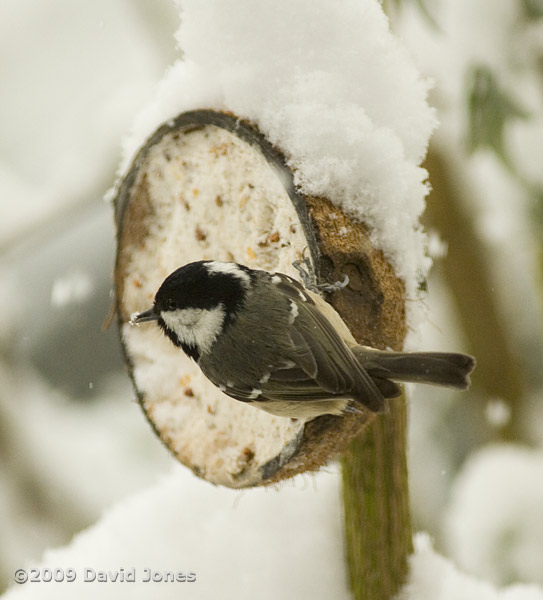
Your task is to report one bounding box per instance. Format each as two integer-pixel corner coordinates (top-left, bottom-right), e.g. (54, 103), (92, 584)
(120, 0), (435, 309)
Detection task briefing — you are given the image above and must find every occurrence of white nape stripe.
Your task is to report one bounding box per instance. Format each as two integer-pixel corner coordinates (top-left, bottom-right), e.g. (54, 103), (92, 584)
(160, 305), (225, 355)
(205, 261), (251, 284)
(249, 389), (262, 399)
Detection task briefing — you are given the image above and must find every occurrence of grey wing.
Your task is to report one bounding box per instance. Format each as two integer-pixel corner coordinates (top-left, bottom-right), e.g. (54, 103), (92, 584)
(257, 273), (385, 412)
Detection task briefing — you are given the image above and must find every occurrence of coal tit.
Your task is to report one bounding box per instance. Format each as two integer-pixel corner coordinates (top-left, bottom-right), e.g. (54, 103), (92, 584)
(130, 261), (475, 419)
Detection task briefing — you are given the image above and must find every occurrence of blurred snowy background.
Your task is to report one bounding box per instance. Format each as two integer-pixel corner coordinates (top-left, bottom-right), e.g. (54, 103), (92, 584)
(0, 0), (542, 598)
(0, 0), (178, 591)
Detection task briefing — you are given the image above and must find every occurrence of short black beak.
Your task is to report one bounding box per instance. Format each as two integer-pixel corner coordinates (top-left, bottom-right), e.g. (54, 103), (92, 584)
(130, 307), (159, 324)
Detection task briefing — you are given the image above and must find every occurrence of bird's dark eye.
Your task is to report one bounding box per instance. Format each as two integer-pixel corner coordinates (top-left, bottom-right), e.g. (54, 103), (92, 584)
(167, 299), (178, 310)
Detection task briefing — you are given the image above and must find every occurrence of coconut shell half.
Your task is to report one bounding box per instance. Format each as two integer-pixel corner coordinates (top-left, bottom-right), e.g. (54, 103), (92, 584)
(113, 110), (406, 488)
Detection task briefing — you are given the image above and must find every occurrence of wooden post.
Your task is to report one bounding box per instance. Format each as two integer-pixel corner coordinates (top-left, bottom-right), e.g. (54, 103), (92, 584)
(342, 400), (412, 599)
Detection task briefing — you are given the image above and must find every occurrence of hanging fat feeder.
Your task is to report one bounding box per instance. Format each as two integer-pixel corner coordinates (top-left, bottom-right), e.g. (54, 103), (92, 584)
(113, 110), (406, 488)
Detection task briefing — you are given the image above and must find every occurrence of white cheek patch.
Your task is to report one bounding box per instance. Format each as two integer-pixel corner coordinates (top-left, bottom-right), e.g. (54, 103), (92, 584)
(205, 261), (251, 285)
(160, 305), (225, 354)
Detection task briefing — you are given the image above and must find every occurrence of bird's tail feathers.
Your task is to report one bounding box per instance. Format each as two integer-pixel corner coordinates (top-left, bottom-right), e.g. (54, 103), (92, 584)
(352, 347), (475, 392)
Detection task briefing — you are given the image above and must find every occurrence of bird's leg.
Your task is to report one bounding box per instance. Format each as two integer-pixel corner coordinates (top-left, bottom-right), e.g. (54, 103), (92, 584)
(292, 249), (314, 288)
(292, 249), (350, 293)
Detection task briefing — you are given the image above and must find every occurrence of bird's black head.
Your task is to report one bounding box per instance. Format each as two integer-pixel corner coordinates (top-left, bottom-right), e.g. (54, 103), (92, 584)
(131, 261), (253, 360)
(154, 261), (252, 315)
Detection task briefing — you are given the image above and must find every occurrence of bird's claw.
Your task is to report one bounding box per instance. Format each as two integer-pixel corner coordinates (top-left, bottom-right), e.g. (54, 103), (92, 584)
(292, 250), (349, 293)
